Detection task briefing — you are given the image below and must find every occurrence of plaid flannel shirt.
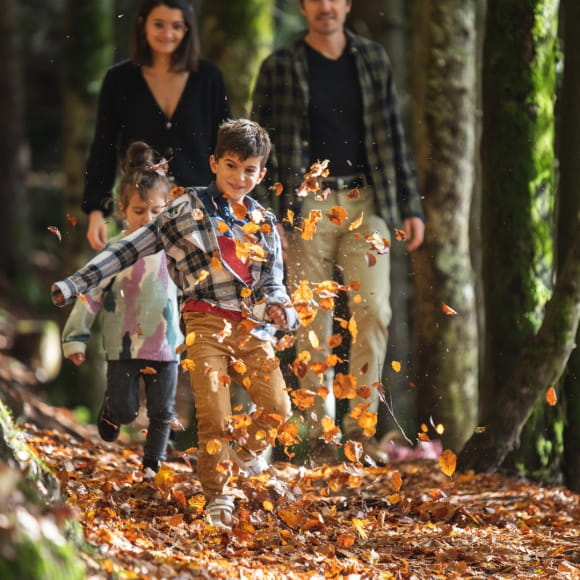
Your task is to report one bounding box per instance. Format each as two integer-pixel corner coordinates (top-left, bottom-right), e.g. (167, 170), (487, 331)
(53, 184), (298, 338)
(251, 29), (423, 224)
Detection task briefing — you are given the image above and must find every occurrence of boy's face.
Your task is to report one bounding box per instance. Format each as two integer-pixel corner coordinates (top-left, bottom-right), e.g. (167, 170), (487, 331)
(210, 152), (267, 204)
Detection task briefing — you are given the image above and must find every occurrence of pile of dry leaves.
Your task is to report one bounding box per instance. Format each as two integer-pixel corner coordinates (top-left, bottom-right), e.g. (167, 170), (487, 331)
(24, 418), (580, 579)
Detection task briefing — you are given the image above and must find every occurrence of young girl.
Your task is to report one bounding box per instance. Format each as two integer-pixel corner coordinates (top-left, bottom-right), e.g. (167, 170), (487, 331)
(62, 142), (181, 473)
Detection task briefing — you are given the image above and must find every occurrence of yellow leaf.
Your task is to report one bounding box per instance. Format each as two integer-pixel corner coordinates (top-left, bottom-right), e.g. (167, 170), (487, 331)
(391, 470), (403, 492)
(308, 329), (319, 348)
(439, 449), (457, 477)
(348, 211), (364, 231)
(185, 331), (196, 346)
(351, 518), (368, 539)
(206, 439), (222, 455)
(391, 360), (401, 373)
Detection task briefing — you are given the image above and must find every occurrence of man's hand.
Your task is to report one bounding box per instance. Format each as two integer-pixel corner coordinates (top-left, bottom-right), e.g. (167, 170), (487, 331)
(403, 217), (425, 252)
(87, 210), (108, 251)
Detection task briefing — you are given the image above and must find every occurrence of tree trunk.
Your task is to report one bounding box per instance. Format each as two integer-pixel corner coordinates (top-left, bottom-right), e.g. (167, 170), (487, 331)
(0, 0), (31, 295)
(479, 0), (561, 477)
(459, 225), (580, 472)
(412, 1), (479, 451)
(201, 0), (274, 116)
(558, 0), (580, 491)
(60, 1), (113, 411)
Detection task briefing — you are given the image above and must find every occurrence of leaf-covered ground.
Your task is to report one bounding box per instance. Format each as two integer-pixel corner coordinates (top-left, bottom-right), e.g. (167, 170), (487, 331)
(22, 415), (580, 580)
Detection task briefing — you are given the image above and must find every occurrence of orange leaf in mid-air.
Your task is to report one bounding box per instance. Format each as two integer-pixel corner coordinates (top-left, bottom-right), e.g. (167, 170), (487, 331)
(271, 182), (284, 196)
(391, 470), (403, 492)
(439, 449), (457, 477)
(546, 386), (558, 406)
(181, 359), (196, 371)
(347, 188), (360, 200)
(348, 314), (358, 344)
(391, 360), (401, 373)
(140, 366), (157, 375)
(290, 388), (316, 411)
(326, 205), (349, 226)
(170, 186), (185, 198)
(442, 303), (458, 315)
(66, 213), (77, 228)
(231, 202), (247, 220)
(76, 293), (88, 303)
(395, 228), (407, 241)
(344, 440), (363, 462)
(216, 221), (229, 233)
(333, 372), (358, 399)
(301, 209), (323, 241)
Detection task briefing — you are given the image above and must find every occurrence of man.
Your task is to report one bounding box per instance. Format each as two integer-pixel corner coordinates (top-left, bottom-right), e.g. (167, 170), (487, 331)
(251, 0), (424, 465)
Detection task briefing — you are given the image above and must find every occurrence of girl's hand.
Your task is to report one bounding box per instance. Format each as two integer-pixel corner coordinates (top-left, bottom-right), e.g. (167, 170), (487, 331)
(67, 352), (85, 366)
(51, 285), (65, 306)
(267, 303), (287, 326)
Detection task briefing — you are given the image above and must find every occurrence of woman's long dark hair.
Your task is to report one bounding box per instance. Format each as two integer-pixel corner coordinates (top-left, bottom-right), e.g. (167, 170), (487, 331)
(131, 0), (200, 72)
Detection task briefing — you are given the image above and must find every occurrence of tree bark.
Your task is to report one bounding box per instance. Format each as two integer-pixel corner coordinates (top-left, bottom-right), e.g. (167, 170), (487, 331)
(558, 0), (580, 491)
(0, 0), (31, 293)
(479, 0), (561, 477)
(412, 1), (479, 451)
(60, 1), (113, 411)
(459, 225), (580, 472)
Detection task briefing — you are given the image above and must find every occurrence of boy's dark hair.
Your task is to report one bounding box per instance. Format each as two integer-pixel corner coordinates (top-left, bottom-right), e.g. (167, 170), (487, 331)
(131, 0), (200, 72)
(214, 119), (271, 168)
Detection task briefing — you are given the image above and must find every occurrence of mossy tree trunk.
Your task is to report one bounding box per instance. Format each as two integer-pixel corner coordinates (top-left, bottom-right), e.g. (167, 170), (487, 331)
(59, 1), (113, 412)
(411, 1), (479, 452)
(0, 0), (32, 296)
(558, 0), (580, 491)
(459, 225), (580, 472)
(201, 0), (274, 117)
(479, 0), (561, 478)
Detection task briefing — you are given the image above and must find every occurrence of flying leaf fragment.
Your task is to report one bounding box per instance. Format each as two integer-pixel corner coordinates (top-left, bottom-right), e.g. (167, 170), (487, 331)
(308, 330), (319, 349)
(442, 303), (458, 315)
(270, 182), (284, 196)
(344, 440), (363, 462)
(348, 212), (364, 231)
(395, 228), (407, 241)
(47, 226), (62, 242)
(181, 358), (196, 371)
(326, 205), (348, 226)
(216, 221), (229, 233)
(546, 386), (558, 406)
(348, 314), (358, 344)
(347, 188), (360, 200)
(185, 331), (196, 346)
(206, 439), (222, 455)
(191, 208), (204, 220)
(66, 213), (77, 228)
(439, 449), (457, 477)
(170, 186), (185, 198)
(391, 361), (401, 373)
(391, 470), (403, 492)
(231, 202), (247, 220)
(351, 518), (369, 539)
(365, 253), (377, 267)
(140, 366), (157, 375)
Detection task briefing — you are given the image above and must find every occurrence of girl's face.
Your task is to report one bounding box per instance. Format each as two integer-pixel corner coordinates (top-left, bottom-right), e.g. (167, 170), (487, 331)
(144, 5), (188, 58)
(120, 186), (167, 234)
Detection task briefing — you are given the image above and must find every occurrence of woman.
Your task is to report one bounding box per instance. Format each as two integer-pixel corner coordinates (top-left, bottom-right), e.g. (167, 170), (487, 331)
(83, 0), (230, 250)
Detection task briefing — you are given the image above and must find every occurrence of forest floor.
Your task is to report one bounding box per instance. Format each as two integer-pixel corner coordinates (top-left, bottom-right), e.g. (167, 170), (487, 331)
(22, 407), (580, 580)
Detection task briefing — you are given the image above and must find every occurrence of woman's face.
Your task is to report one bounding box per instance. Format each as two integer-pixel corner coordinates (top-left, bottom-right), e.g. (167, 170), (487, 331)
(143, 5), (188, 58)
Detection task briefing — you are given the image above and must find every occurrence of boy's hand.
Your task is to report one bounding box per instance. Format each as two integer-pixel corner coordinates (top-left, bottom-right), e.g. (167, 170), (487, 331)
(51, 284), (65, 306)
(67, 353), (85, 366)
(267, 303), (287, 327)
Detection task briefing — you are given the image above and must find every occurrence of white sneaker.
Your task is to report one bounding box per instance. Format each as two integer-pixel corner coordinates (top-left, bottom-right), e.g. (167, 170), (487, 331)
(205, 495), (235, 529)
(241, 454), (269, 476)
